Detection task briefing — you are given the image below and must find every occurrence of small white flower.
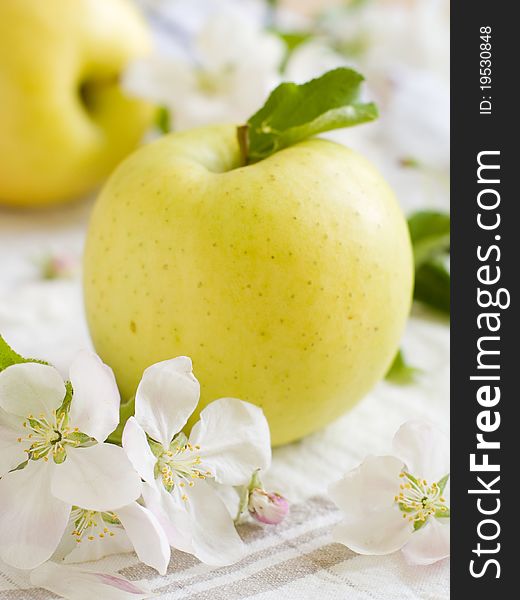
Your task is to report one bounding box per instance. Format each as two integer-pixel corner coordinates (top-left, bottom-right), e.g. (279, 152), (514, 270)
(55, 500), (170, 576)
(0, 351), (142, 570)
(29, 560), (153, 600)
(329, 420), (450, 565)
(122, 356), (271, 566)
(123, 10), (285, 130)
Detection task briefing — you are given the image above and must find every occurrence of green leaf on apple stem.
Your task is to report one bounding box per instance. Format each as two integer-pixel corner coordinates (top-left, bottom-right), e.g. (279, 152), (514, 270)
(407, 211), (450, 316)
(385, 349), (419, 385)
(240, 67), (378, 164)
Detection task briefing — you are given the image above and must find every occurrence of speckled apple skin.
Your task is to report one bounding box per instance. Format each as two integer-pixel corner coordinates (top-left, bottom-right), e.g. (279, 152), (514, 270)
(84, 125), (413, 446)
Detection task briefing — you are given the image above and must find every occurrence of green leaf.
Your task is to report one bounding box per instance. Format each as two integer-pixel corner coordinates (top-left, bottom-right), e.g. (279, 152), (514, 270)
(407, 211), (450, 316)
(414, 255), (450, 314)
(0, 335), (28, 372)
(408, 211), (450, 268)
(385, 349), (419, 385)
(156, 106), (171, 134)
(0, 335), (49, 372)
(243, 67), (378, 164)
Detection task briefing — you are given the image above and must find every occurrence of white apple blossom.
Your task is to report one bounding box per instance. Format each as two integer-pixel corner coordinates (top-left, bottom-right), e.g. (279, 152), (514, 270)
(329, 420), (450, 565)
(0, 351), (142, 570)
(29, 560), (153, 600)
(54, 500), (170, 575)
(123, 9), (285, 130)
(122, 356), (271, 566)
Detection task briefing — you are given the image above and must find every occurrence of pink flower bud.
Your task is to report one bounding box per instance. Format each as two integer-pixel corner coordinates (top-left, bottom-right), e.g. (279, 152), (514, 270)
(248, 488), (289, 525)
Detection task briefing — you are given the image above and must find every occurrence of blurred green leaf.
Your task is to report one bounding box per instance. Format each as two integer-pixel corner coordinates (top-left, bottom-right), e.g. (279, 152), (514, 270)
(243, 67), (378, 164)
(414, 254), (450, 315)
(407, 211), (450, 316)
(273, 29), (314, 73)
(156, 106), (171, 134)
(385, 349), (419, 385)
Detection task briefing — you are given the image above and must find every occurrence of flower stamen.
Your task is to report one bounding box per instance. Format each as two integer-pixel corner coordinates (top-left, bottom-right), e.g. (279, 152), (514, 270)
(396, 471), (449, 526)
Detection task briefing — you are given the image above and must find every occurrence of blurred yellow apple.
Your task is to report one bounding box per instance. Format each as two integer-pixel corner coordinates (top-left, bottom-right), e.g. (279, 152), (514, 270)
(84, 125), (413, 446)
(0, 0), (154, 207)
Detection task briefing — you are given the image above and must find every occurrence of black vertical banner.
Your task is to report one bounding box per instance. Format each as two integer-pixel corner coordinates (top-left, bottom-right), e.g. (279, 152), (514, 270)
(451, 2), (516, 596)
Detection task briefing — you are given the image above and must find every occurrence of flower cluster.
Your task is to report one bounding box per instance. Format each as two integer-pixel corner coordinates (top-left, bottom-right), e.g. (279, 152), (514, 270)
(0, 346), (283, 598)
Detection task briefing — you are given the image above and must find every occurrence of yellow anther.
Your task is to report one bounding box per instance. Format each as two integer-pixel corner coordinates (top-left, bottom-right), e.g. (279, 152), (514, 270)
(189, 481), (194, 487)
(17, 437), (22, 443)
(182, 494), (188, 501)
(179, 482), (185, 487)
(99, 533), (104, 538)
(88, 536), (94, 541)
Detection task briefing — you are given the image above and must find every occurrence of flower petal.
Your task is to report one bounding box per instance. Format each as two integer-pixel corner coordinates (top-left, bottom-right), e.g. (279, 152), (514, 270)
(135, 357), (200, 447)
(0, 407), (26, 475)
(30, 561), (153, 600)
(332, 505), (413, 555)
(63, 527), (133, 564)
(182, 480), (245, 566)
(118, 502), (171, 575)
(69, 350), (120, 442)
(401, 518), (450, 565)
(329, 455), (413, 555)
(392, 420), (449, 482)
(51, 444), (142, 511)
(189, 398), (271, 485)
(122, 416), (157, 485)
(0, 362), (65, 419)
(329, 455), (404, 516)
(142, 483), (194, 555)
(0, 461), (70, 569)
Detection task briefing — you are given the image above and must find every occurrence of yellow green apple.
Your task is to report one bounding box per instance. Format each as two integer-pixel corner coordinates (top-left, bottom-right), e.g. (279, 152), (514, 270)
(0, 0), (154, 207)
(84, 123), (413, 445)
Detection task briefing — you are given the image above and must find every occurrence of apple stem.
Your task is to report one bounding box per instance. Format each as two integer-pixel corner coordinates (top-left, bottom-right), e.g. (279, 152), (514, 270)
(237, 124), (250, 166)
